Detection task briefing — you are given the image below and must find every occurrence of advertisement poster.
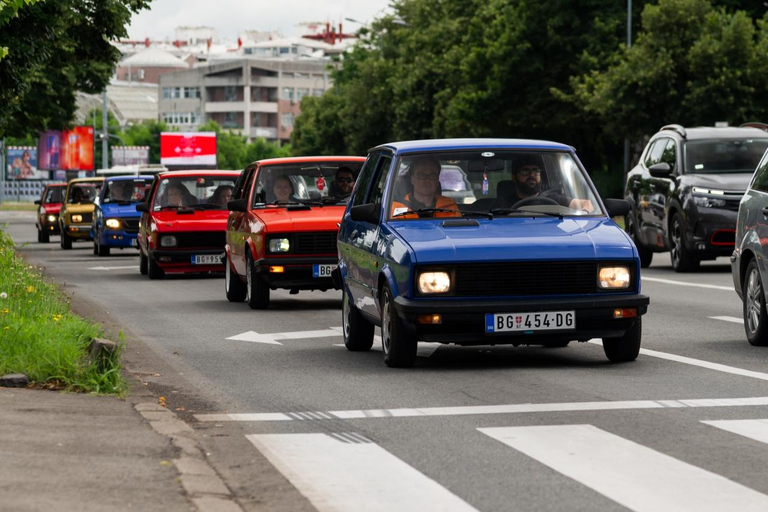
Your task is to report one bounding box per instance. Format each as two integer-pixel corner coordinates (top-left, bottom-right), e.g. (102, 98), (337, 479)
(160, 132), (217, 167)
(37, 131), (62, 170)
(37, 127), (94, 171)
(112, 146), (150, 166)
(6, 146), (48, 180)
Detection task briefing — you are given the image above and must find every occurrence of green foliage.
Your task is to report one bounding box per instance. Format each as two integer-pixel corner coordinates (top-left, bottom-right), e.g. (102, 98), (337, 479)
(0, 0), (42, 59)
(199, 120), (290, 169)
(0, 228), (125, 394)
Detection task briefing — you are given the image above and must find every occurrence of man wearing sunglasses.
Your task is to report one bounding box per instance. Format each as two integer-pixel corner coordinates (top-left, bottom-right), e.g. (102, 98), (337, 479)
(506, 156), (593, 212)
(329, 166), (357, 200)
(391, 157), (460, 218)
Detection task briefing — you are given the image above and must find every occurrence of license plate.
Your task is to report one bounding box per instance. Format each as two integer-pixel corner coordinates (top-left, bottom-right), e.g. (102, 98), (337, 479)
(130, 238), (137, 247)
(312, 264), (337, 278)
(192, 254), (222, 265)
(485, 311), (575, 333)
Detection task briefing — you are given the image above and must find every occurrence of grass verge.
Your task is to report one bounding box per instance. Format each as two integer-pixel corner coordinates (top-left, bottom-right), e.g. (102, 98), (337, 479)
(0, 226), (126, 395)
(0, 202), (37, 211)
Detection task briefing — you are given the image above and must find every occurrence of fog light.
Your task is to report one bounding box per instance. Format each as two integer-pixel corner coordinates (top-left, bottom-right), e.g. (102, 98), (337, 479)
(613, 308), (637, 319)
(417, 314), (442, 325)
(697, 243), (706, 250)
(269, 266), (284, 273)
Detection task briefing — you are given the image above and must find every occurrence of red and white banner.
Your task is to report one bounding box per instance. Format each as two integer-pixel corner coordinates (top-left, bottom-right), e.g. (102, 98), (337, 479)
(160, 132), (217, 166)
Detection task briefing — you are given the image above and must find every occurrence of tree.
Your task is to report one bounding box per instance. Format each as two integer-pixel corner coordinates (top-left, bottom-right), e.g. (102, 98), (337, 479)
(198, 120), (290, 169)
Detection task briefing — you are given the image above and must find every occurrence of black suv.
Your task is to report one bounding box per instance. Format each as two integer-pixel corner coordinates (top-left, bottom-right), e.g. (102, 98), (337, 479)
(624, 124), (768, 272)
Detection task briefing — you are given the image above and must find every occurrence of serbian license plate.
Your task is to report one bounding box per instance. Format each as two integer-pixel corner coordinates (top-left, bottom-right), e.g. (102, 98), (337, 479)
(192, 254), (222, 265)
(130, 238), (138, 247)
(312, 264), (337, 278)
(485, 311), (575, 333)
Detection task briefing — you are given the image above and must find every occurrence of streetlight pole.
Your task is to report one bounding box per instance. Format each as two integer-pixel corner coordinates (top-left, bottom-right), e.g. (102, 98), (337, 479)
(624, 0), (632, 175)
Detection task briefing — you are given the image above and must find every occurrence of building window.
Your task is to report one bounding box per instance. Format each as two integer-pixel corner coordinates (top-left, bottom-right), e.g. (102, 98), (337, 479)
(162, 112), (201, 126)
(252, 113), (262, 127)
(281, 113), (294, 129)
(312, 88), (324, 97)
(184, 87), (200, 99)
(138, 69), (145, 80)
(281, 87), (294, 101)
(296, 88), (310, 101)
(224, 112), (237, 127)
(225, 86), (237, 102)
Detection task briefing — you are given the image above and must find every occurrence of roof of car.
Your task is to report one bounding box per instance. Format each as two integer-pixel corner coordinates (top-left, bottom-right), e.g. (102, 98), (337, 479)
(660, 126), (768, 140)
(253, 156), (366, 166)
(370, 138), (574, 154)
(68, 177), (105, 184)
(105, 175), (154, 182)
(156, 170), (241, 178)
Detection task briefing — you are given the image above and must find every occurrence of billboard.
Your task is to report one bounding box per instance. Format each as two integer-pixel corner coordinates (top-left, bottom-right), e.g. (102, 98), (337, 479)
(160, 132), (217, 167)
(37, 127), (94, 171)
(6, 146), (48, 180)
(38, 131), (62, 170)
(112, 146), (150, 166)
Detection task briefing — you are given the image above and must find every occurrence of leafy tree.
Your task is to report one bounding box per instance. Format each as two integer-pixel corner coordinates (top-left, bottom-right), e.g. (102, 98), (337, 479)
(0, 0), (42, 60)
(198, 120), (289, 169)
(122, 119), (170, 164)
(291, 94), (348, 156)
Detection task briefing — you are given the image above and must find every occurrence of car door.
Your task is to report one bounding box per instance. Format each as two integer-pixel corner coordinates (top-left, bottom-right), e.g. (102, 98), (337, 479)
(643, 138), (674, 245)
(227, 164), (257, 276)
(741, 153), (768, 291)
(138, 176), (160, 256)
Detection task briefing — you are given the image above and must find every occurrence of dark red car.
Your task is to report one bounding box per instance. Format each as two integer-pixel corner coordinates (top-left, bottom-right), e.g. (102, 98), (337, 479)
(137, 170), (240, 279)
(225, 156), (365, 308)
(34, 183), (67, 243)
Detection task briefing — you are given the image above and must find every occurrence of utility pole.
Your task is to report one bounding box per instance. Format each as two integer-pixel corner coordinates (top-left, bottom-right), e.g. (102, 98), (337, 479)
(624, 0), (632, 175)
(102, 91), (108, 171)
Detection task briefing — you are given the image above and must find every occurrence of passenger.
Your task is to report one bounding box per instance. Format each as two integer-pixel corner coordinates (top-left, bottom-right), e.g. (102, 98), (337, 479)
(328, 166), (356, 200)
(210, 185), (234, 206)
(505, 156), (594, 212)
(272, 176), (295, 203)
(391, 157), (459, 218)
(163, 182), (190, 207)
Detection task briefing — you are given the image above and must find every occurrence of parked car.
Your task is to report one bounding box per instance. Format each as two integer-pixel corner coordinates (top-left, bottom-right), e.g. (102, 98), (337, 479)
(225, 156), (366, 309)
(34, 182), (66, 243)
(136, 170), (240, 279)
(58, 178), (104, 250)
(336, 139), (649, 368)
(625, 124), (768, 271)
(92, 176), (153, 256)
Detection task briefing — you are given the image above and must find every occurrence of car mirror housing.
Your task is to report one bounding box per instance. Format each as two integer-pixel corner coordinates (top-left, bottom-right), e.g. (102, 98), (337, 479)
(34, 200), (41, 205)
(350, 203), (380, 223)
(227, 198), (247, 212)
(135, 202), (149, 213)
(648, 162), (672, 178)
(604, 198), (630, 218)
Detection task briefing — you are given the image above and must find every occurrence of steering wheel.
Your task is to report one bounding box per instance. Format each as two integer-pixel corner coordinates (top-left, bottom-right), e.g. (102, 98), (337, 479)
(511, 196), (559, 208)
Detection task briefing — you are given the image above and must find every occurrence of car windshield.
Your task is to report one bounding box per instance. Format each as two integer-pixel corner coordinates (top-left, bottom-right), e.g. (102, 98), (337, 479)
(388, 150), (602, 219)
(152, 176), (237, 210)
(253, 161), (363, 207)
(684, 139), (768, 174)
(44, 186), (64, 204)
(103, 178), (152, 204)
(67, 182), (101, 204)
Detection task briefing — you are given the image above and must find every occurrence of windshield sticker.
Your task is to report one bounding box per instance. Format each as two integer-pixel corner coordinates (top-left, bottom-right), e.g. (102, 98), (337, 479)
(393, 207), (410, 217)
(695, 164), (704, 170)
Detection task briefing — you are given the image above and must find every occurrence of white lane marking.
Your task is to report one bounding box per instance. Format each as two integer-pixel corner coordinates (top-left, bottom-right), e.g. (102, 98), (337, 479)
(703, 419), (768, 444)
(226, 328), (345, 345)
(226, 331), (283, 345)
(588, 339), (768, 382)
(710, 316), (743, 324)
(194, 396), (768, 423)
(333, 338), (442, 358)
(479, 424), (768, 512)
(642, 276), (733, 291)
(87, 265), (138, 270)
(246, 433), (478, 512)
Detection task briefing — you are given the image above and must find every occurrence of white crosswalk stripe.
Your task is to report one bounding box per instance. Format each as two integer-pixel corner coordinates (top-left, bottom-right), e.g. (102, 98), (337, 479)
(703, 418), (768, 444)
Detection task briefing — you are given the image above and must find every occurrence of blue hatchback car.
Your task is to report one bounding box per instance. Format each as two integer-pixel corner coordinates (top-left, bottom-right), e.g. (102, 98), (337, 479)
(336, 139), (650, 367)
(92, 176), (153, 256)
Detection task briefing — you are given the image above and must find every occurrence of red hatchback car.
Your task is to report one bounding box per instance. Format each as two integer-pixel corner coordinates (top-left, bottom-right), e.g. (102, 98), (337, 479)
(225, 156), (365, 308)
(34, 183), (66, 243)
(137, 170), (241, 279)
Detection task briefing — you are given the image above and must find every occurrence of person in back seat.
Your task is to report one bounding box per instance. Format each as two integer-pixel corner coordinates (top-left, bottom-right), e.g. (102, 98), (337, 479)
(390, 157), (460, 218)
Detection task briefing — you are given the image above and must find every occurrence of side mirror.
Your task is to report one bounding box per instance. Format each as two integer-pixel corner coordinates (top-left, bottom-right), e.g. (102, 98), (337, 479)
(34, 200), (41, 205)
(648, 162), (672, 178)
(136, 202), (149, 213)
(350, 203), (380, 223)
(227, 198), (247, 212)
(604, 198), (630, 218)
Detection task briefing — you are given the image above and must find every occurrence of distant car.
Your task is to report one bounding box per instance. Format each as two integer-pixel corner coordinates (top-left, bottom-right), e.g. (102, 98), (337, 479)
(58, 178), (105, 250)
(92, 176), (153, 256)
(625, 124), (768, 271)
(34, 183), (66, 243)
(136, 170), (240, 279)
(337, 139), (649, 368)
(225, 156), (365, 309)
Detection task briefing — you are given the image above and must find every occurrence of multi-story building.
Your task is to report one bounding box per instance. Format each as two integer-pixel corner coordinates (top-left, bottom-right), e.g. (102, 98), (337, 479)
(158, 58), (331, 143)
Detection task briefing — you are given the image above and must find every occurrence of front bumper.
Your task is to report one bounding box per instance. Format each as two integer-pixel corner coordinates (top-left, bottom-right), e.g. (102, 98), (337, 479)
(151, 248), (225, 273)
(63, 224), (93, 240)
(393, 294), (649, 345)
(99, 229), (139, 248)
(254, 256), (339, 290)
(39, 218), (60, 234)
(685, 207), (737, 258)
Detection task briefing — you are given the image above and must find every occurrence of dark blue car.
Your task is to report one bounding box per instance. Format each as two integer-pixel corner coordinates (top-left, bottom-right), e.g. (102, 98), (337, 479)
(92, 176), (153, 256)
(336, 139), (650, 367)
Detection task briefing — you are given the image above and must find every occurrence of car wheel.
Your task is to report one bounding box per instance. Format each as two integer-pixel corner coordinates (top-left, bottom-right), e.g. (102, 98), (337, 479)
(139, 252), (148, 275)
(148, 252), (164, 280)
(38, 229), (49, 243)
(246, 254), (269, 309)
(743, 259), (768, 346)
(225, 253), (247, 302)
(343, 286), (374, 351)
(670, 213), (699, 272)
(602, 317), (642, 362)
(626, 214), (652, 268)
(381, 285), (417, 368)
(97, 239), (110, 257)
(60, 231), (72, 250)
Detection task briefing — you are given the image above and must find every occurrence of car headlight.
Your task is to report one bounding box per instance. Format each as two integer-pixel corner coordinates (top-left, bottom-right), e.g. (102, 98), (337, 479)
(71, 214), (83, 223)
(268, 238), (290, 253)
(418, 271), (451, 294)
(598, 266), (631, 289)
(160, 235), (177, 247)
(692, 187), (727, 208)
(105, 219), (120, 229)
(46, 215), (57, 222)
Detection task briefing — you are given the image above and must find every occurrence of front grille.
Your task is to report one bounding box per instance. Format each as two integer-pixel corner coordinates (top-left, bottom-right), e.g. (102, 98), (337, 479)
(292, 232), (337, 254)
(452, 261), (603, 297)
(71, 213), (92, 223)
(170, 231), (226, 249)
(123, 219), (140, 233)
(723, 198), (741, 212)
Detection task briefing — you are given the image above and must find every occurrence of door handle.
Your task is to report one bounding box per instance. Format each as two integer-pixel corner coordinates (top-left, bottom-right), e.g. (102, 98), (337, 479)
(761, 207), (768, 216)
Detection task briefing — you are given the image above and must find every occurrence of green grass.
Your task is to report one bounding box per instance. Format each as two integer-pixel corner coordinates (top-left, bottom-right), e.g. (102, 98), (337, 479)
(0, 202), (37, 211)
(0, 227), (126, 395)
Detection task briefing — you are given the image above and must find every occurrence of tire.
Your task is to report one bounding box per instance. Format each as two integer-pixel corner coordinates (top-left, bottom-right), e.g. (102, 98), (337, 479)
(602, 317), (642, 362)
(381, 285), (417, 367)
(60, 231), (72, 250)
(97, 239), (110, 257)
(743, 259), (768, 346)
(139, 252), (148, 275)
(148, 252), (164, 280)
(626, 214), (652, 268)
(343, 287), (374, 351)
(38, 229), (49, 243)
(669, 213), (699, 272)
(245, 254), (269, 309)
(225, 253), (247, 302)
(93, 242), (98, 255)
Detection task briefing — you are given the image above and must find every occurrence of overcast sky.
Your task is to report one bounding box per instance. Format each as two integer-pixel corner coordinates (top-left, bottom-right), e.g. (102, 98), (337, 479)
(127, 0), (392, 41)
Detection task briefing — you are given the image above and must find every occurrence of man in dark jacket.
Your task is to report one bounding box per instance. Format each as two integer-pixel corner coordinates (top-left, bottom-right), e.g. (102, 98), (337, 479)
(328, 166), (356, 200)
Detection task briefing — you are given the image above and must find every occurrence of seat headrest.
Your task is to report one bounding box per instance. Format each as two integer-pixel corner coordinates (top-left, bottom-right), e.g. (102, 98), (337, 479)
(496, 180), (516, 198)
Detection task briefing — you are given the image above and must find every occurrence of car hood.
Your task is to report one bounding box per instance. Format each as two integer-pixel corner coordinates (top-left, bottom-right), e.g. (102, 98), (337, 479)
(62, 203), (96, 214)
(151, 210), (229, 232)
(42, 203), (62, 214)
(100, 203), (142, 218)
(683, 173), (753, 192)
(255, 206), (345, 233)
(390, 217), (634, 264)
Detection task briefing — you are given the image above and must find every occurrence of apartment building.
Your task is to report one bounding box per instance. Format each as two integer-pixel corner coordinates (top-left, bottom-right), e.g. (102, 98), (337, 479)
(158, 58), (331, 143)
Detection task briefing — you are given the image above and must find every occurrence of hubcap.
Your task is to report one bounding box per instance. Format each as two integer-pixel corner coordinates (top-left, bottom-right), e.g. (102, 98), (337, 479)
(382, 293), (392, 354)
(671, 219), (682, 265)
(746, 268), (763, 335)
(343, 291), (350, 338)
(246, 260), (252, 302)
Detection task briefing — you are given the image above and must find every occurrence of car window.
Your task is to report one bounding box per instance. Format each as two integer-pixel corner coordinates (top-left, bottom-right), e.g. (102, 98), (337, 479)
(103, 179), (152, 203)
(251, 161), (362, 207)
(684, 138), (768, 174)
(368, 155), (393, 206)
(351, 153), (380, 207)
(660, 139), (677, 172)
(234, 164), (256, 200)
(645, 139), (667, 168)
(751, 152), (768, 193)
(153, 176), (237, 210)
(67, 182), (101, 204)
(44, 186), (63, 204)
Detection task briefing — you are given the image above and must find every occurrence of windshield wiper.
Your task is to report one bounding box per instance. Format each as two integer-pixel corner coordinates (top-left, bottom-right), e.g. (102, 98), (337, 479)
(187, 203), (221, 210)
(489, 208), (564, 219)
(298, 200), (324, 207)
(459, 210), (493, 219)
(392, 207), (462, 218)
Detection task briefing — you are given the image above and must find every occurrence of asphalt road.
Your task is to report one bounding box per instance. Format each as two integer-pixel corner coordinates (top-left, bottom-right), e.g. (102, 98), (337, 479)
(6, 210), (768, 512)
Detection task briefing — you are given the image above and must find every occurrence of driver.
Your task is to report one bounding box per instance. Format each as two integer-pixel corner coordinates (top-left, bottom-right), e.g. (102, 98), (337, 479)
(505, 156), (594, 212)
(391, 157), (460, 218)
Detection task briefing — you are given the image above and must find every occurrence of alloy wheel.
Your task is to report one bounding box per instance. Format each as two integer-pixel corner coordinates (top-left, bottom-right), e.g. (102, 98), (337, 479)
(670, 218), (682, 266)
(381, 294), (392, 354)
(746, 268), (763, 336)
(225, 257), (232, 293)
(343, 291), (351, 338)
